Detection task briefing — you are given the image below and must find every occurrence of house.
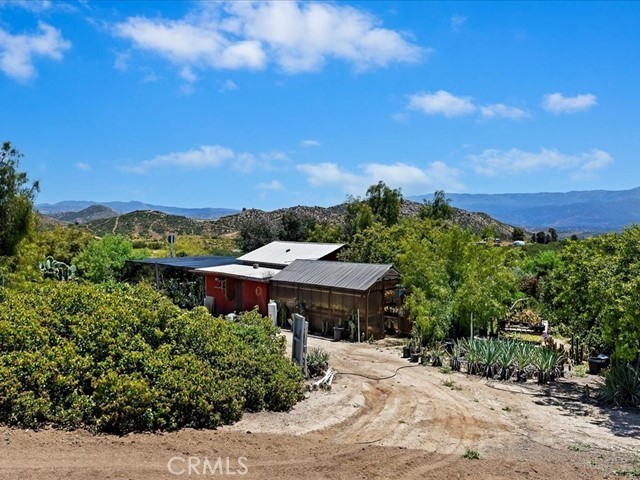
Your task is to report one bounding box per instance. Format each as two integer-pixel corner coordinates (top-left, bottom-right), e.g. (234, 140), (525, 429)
(270, 260), (403, 339)
(193, 241), (344, 316)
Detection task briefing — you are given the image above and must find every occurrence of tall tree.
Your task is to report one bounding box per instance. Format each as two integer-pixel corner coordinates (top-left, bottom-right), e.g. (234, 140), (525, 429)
(419, 190), (454, 221)
(365, 181), (402, 227)
(0, 142), (39, 256)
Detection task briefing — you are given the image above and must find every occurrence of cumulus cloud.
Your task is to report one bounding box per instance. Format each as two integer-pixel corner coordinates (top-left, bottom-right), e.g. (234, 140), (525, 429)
(122, 145), (290, 174)
(113, 1), (424, 76)
(407, 90), (529, 120)
(0, 22), (71, 81)
(542, 92), (597, 114)
(300, 139), (321, 148)
(408, 90), (476, 118)
(122, 145), (235, 174)
(467, 148), (613, 179)
(75, 162), (91, 172)
(297, 160), (463, 195)
(479, 103), (530, 119)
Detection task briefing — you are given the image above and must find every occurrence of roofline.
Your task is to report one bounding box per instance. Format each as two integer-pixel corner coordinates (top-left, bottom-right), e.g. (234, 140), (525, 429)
(190, 269), (273, 283)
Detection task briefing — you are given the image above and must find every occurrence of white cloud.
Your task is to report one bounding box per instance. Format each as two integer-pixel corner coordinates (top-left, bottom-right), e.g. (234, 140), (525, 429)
(467, 148), (613, 178)
(297, 160), (463, 195)
(258, 179), (283, 190)
(179, 65), (197, 82)
(408, 90), (530, 121)
(408, 90), (476, 118)
(113, 1), (424, 76)
(122, 145), (235, 174)
(219, 78), (238, 92)
(0, 22), (71, 81)
(450, 14), (467, 31)
(75, 162), (91, 172)
(300, 139), (321, 148)
(480, 103), (530, 119)
(542, 92), (597, 114)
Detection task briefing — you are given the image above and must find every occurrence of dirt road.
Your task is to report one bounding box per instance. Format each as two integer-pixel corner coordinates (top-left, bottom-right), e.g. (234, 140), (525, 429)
(1, 332), (638, 479)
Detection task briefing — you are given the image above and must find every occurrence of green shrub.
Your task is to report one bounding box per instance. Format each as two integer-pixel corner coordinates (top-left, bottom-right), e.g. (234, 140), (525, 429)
(599, 364), (640, 407)
(0, 282), (304, 433)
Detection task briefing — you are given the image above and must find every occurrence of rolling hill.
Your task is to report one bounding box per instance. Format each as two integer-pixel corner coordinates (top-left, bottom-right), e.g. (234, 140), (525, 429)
(37, 200), (239, 220)
(81, 201), (517, 240)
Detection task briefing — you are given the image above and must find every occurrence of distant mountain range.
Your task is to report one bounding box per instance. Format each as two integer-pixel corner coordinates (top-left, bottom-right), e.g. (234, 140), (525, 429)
(37, 200), (239, 220)
(410, 187), (640, 233)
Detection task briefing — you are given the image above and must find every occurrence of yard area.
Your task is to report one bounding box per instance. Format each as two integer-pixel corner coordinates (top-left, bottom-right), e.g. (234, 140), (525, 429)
(1, 332), (639, 479)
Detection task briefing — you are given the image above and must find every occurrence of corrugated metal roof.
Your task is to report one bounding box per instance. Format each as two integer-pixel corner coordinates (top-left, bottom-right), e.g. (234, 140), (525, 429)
(194, 264), (280, 282)
(271, 260), (398, 292)
(237, 241), (344, 268)
(129, 255), (237, 269)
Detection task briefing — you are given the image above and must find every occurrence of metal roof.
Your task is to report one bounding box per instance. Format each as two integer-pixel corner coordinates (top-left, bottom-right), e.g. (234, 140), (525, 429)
(271, 260), (398, 292)
(129, 255), (237, 270)
(237, 241), (344, 268)
(193, 264), (280, 282)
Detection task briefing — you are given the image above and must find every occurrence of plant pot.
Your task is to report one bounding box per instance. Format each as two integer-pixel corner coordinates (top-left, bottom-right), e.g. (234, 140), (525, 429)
(587, 356), (609, 375)
(410, 352), (421, 363)
(333, 327), (345, 341)
(402, 346), (411, 358)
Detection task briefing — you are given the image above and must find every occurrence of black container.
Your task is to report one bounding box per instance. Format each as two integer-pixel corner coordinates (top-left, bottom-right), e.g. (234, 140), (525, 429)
(587, 355), (609, 375)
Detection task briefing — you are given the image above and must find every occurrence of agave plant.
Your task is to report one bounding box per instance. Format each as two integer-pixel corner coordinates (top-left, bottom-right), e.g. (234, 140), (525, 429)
(599, 364), (640, 407)
(461, 338), (482, 375)
(515, 342), (536, 381)
(496, 340), (518, 381)
(531, 348), (563, 384)
(478, 339), (501, 379)
(448, 340), (463, 372)
(430, 343), (446, 367)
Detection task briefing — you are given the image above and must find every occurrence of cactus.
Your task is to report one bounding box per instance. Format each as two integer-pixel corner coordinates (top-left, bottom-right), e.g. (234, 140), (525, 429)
(38, 256), (76, 281)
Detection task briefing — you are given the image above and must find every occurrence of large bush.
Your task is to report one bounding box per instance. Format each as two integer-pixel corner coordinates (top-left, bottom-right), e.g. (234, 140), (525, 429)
(0, 282), (303, 433)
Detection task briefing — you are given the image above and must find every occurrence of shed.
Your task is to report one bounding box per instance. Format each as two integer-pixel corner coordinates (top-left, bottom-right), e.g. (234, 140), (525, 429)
(237, 241), (344, 269)
(270, 260), (403, 339)
(193, 264), (280, 316)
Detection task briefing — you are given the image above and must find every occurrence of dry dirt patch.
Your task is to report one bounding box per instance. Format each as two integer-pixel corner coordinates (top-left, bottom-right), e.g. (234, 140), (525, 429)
(1, 331), (639, 479)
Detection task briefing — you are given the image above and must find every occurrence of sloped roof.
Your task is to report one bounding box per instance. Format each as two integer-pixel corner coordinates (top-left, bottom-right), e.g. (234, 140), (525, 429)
(193, 264), (279, 282)
(129, 255), (237, 269)
(237, 241), (344, 268)
(271, 260), (399, 292)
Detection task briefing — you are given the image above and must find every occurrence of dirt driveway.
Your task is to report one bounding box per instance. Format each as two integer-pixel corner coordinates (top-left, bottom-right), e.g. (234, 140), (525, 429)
(1, 332), (639, 479)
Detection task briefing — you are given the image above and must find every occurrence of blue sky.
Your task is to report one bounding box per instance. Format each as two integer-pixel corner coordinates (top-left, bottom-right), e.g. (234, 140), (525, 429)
(1, 1), (639, 210)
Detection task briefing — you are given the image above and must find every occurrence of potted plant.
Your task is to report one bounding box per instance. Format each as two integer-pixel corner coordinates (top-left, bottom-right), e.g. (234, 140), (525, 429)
(402, 340), (411, 358)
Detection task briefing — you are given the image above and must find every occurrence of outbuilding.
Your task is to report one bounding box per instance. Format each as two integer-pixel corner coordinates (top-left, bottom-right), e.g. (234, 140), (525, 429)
(270, 260), (404, 339)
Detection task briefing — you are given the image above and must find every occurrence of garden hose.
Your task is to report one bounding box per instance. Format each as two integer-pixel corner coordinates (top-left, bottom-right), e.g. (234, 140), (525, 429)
(335, 364), (421, 381)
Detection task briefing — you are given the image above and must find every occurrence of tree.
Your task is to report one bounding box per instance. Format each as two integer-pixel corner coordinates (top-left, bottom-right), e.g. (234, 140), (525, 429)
(279, 211), (314, 242)
(548, 228), (558, 243)
(73, 234), (143, 283)
(239, 217), (279, 253)
(419, 190), (454, 221)
(365, 181), (402, 227)
(512, 227), (526, 242)
(0, 142), (39, 257)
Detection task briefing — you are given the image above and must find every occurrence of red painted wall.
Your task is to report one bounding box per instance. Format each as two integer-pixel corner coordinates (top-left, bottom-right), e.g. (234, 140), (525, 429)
(204, 275), (270, 316)
(241, 279), (270, 315)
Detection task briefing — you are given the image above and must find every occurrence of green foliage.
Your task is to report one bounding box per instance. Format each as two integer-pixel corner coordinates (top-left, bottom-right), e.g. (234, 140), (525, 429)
(463, 449), (480, 460)
(239, 218), (280, 253)
(401, 224), (517, 341)
(547, 226), (640, 361)
(365, 181), (402, 227)
(0, 283), (304, 433)
(73, 234), (145, 283)
(279, 211), (315, 242)
(599, 364), (640, 408)
(306, 347), (330, 377)
(419, 190), (454, 221)
(0, 142), (39, 257)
